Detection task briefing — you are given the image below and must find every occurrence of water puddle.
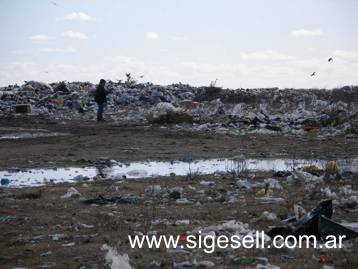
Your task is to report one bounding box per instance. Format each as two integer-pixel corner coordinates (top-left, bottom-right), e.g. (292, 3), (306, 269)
(0, 128), (68, 140)
(0, 158), (357, 188)
(0, 132), (68, 140)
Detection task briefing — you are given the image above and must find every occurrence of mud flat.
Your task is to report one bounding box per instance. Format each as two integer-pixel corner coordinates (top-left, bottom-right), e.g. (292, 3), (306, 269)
(0, 120), (357, 169)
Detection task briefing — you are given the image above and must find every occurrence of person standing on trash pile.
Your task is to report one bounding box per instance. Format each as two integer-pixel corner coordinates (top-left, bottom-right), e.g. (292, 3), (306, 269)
(94, 79), (107, 122)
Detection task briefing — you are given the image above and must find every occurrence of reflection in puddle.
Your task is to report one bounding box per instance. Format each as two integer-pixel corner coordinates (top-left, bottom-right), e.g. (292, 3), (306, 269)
(0, 158), (357, 187)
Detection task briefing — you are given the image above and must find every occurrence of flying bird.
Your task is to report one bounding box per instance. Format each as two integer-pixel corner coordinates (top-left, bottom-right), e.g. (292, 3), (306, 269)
(328, 57), (333, 62)
(50, 1), (58, 6)
(310, 72), (316, 77)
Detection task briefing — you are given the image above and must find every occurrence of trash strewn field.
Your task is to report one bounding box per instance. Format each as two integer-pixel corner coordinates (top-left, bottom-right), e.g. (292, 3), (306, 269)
(1, 81), (358, 136)
(0, 81), (357, 269)
(1, 171), (357, 269)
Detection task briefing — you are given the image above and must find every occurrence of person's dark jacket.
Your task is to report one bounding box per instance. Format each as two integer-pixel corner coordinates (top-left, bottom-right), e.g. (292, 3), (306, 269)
(94, 84), (107, 104)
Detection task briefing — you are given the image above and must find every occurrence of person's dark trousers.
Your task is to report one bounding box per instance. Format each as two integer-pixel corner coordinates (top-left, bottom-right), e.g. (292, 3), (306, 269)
(97, 102), (105, 121)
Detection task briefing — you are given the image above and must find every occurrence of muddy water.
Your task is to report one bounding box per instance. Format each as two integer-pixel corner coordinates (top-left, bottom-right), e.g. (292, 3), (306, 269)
(0, 158), (357, 187)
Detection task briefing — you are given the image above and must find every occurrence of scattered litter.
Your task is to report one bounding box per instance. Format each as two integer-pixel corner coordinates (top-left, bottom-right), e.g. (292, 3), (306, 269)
(280, 255), (295, 260)
(199, 180), (215, 186)
(0, 215), (16, 222)
(264, 178), (282, 190)
(303, 164), (321, 175)
(145, 185), (162, 195)
(1, 178), (10, 185)
(146, 231), (158, 237)
(173, 260), (215, 268)
(323, 265), (335, 269)
(40, 251), (52, 257)
(61, 187), (81, 199)
(256, 197), (285, 203)
(62, 242), (75, 247)
(325, 160), (340, 175)
(77, 223), (94, 229)
(101, 244), (133, 269)
(232, 256), (256, 266)
(255, 264), (280, 269)
(51, 234), (65, 241)
(256, 188), (274, 196)
(1, 80), (357, 138)
(319, 255), (326, 263)
(321, 187), (337, 199)
(175, 198), (191, 204)
(236, 179), (252, 190)
(82, 194), (141, 205)
(260, 211), (277, 221)
(175, 220), (190, 225)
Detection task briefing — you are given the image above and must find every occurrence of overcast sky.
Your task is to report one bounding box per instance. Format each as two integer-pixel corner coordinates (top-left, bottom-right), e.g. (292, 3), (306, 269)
(1, 0), (358, 88)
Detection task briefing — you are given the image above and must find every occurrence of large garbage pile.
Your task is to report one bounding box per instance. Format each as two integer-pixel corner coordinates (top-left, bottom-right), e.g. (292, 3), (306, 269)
(1, 80), (357, 136)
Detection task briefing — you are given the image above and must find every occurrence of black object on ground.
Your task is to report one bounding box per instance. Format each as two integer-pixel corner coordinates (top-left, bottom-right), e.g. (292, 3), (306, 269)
(267, 200), (358, 240)
(15, 104), (31, 113)
(82, 194), (140, 205)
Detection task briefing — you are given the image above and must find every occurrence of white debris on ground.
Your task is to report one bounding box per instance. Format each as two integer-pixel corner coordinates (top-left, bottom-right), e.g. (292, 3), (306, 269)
(61, 187), (81, 199)
(199, 180), (215, 186)
(145, 185), (162, 195)
(174, 259), (215, 268)
(256, 264), (281, 269)
(260, 211), (278, 221)
(321, 187), (338, 199)
(175, 219), (190, 225)
(263, 178), (283, 189)
(193, 220), (270, 243)
(236, 179), (252, 190)
(101, 244), (133, 269)
(320, 184), (358, 208)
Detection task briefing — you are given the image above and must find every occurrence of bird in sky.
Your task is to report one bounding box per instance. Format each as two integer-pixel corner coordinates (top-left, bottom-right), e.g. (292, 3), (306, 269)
(311, 72), (316, 77)
(50, 1), (58, 6)
(328, 57), (333, 62)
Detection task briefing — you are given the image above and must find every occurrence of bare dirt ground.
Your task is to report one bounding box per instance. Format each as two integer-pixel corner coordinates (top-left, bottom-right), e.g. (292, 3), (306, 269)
(0, 119), (357, 269)
(0, 119), (357, 169)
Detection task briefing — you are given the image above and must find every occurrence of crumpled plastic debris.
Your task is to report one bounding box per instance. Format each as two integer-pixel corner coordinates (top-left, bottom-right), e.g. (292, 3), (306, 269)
(61, 187), (82, 199)
(260, 211), (277, 221)
(101, 244), (133, 269)
(173, 259), (215, 268)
